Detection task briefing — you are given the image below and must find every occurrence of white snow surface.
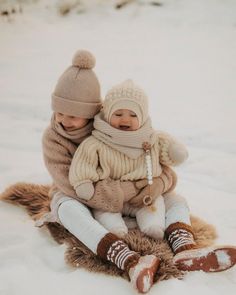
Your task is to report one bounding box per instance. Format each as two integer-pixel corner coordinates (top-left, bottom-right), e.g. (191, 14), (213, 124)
(0, 0), (236, 294)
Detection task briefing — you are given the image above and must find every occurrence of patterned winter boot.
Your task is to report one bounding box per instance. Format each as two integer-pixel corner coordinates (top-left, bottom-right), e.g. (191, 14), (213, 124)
(97, 233), (160, 293)
(166, 222), (236, 272)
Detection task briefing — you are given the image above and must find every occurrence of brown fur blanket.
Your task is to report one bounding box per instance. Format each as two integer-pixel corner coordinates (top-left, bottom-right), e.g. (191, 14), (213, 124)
(0, 182), (217, 282)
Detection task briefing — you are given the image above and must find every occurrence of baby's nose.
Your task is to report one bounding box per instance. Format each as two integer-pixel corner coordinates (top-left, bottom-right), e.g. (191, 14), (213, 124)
(121, 116), (130, 123)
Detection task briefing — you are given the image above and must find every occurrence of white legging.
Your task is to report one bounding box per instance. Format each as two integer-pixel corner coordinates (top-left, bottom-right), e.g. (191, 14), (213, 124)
(57, 191), (191, 254)
(164, 191), (191, 229)
(58, 199), (108, 254)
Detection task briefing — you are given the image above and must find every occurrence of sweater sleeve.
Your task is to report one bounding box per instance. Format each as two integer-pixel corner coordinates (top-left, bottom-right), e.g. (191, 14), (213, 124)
(42, 127), (77, 198)
(157, 131), (189, 166)
(69, 136), (100, 189)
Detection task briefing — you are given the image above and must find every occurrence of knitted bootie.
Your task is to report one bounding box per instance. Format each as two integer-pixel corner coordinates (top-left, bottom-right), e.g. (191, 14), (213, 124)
(173, 245), (236, 272)
(97, 233), (160, 292)
(97, 233), (140, 271)
(166, 222), (236, 272)
(165, 222), (196, 254)
(129, 255), (160, 293)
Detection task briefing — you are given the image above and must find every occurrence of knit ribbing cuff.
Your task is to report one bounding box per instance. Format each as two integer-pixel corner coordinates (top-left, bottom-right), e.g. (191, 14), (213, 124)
(97, 233), (120, 260)
(52, 94), (102, 119)
(165, 222), (195, 239)
(165, 222), (196, 254)
(97, 233), (140, 272)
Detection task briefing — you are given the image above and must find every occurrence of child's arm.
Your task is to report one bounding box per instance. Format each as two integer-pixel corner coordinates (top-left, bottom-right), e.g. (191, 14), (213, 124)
(42, 127), (78, 198)
(69, 136), (100, 200)
(157, 131), (189, 166)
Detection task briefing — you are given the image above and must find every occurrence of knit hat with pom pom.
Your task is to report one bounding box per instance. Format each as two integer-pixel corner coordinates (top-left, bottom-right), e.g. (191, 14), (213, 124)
(51, 50), (102, 118)
(103, 79), (149, 127)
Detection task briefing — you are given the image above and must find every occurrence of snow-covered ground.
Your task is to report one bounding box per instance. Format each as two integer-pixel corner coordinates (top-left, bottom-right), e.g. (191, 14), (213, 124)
(0, 0), (236, 294)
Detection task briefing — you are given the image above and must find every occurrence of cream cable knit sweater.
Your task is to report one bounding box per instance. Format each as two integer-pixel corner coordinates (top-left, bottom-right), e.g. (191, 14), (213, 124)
(69, 131), (188, 189)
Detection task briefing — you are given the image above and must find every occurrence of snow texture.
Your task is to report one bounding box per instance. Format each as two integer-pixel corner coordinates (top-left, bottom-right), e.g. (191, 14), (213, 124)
(0, 0), (236, 294)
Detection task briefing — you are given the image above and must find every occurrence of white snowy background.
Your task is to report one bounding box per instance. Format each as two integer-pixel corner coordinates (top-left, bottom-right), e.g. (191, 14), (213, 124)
(0, 0), (236, 294)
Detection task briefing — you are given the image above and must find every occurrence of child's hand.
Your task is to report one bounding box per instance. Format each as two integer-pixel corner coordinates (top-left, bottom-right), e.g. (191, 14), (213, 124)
(75, 181), (95, 200)
(128, 177), (164, 207)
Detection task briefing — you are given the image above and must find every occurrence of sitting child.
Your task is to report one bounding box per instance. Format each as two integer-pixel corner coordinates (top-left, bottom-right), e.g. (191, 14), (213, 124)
(38, 51), (177, 293)
(69, 79), (188, 239)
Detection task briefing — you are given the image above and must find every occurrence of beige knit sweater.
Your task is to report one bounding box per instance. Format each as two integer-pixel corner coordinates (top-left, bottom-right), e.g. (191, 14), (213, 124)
(42, 125), (87, 199)
(69, 131), (187, 189)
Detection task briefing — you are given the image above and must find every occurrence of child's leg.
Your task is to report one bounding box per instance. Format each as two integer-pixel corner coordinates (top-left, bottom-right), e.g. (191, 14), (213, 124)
(164, 191), (196, 254)
(93, 209), (128, 237)
(58, 198), (159, 293)
(58, 200), (108, 253)
(58, 197), (136, 265)
(135, 196), (166, 239)
(164, 191), (236, 272)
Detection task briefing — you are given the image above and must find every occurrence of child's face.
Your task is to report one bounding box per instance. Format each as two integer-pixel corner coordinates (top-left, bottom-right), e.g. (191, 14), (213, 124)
(110, 109), (139, 131)
(55, 113), (89, 131)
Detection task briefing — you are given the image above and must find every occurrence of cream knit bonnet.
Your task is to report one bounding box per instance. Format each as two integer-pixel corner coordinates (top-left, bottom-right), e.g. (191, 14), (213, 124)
(51, 50), (102, 118)
(102, 79), (149, 127)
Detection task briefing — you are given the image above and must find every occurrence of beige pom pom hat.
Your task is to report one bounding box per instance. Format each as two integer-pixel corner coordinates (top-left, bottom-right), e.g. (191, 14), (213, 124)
(102, 79), (149, 127)
(51, 50), (102, 118)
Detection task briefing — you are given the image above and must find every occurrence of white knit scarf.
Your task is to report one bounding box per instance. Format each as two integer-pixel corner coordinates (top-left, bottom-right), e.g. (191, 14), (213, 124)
(51, 114), (94, 145)
(92, 113), (157, 159)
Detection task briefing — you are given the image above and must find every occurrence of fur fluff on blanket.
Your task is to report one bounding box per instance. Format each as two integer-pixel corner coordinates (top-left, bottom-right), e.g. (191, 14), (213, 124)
(0, 182), (217, 282)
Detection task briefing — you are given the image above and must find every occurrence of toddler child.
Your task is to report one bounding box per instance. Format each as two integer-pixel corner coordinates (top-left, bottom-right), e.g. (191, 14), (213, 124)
(69, 79), (188, 239)
(69, 79), (236, 273)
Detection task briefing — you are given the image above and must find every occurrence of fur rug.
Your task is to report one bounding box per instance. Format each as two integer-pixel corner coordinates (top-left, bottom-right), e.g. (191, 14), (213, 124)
(0, 182), (217, 282)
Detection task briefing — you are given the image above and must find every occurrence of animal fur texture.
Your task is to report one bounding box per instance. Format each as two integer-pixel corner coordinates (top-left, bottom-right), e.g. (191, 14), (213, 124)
(0, 182), (217, 281)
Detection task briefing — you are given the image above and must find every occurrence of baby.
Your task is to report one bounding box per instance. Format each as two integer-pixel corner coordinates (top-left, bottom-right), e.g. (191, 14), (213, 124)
(69, 79), (188, 239)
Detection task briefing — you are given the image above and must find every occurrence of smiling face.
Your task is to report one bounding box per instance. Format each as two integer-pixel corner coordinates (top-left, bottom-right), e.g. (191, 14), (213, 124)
(110, 109), (139, 131)
(55, 112), (89, 131)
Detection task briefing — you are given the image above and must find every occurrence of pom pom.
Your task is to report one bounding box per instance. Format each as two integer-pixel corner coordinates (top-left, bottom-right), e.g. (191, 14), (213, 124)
(72, 50), (96, 69)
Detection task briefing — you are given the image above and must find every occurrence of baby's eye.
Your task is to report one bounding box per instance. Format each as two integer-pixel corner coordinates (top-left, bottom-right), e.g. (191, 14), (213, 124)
(115, 114), (122, 117)
(131, 114), (137, 117)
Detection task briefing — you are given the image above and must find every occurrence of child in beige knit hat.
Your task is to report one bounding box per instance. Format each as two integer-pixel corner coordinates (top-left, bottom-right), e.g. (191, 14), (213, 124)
(38, 51), (179, 294)
(69, 79), (187, 240)
(69, 79), (236, 275)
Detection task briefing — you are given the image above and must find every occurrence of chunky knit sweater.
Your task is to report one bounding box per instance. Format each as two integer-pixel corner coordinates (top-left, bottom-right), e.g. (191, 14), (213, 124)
(69, 131), (187, 190)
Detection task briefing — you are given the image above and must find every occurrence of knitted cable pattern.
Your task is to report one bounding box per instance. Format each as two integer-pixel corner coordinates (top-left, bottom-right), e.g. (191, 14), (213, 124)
(157, 132), (176, 166)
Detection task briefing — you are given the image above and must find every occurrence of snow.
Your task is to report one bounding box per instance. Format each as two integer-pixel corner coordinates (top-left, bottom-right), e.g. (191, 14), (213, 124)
(0, 0), (236, 294)
(216, 250), (232, 269)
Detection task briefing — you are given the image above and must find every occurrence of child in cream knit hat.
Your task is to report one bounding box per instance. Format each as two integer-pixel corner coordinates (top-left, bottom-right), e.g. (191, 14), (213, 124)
(69, 79), (236, 275)
(69, 79), (188, 239)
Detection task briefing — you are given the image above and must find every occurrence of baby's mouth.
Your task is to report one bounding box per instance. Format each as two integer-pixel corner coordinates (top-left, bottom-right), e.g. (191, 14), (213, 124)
(119, 125), (131, 131)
